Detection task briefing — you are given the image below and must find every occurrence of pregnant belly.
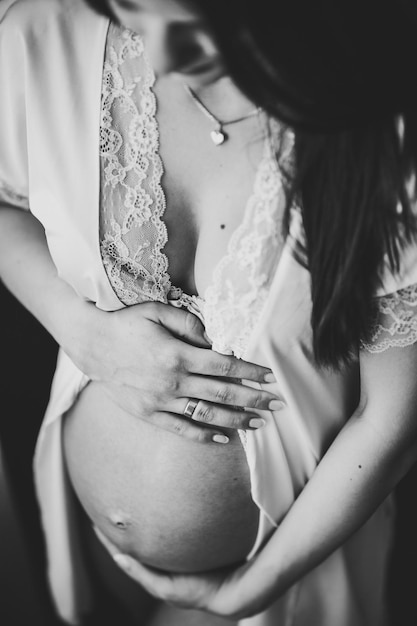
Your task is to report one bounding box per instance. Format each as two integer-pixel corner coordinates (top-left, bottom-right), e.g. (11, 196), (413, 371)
(62, 381), (259, 573)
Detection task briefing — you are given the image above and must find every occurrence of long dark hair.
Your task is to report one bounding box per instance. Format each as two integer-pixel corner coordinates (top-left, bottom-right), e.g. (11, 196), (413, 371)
(86, 0), (417, 367)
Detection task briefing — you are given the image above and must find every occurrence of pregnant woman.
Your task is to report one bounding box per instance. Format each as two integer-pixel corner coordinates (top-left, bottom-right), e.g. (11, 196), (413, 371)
(61, 5), (284, 589)
(2, 1), (417, 626)
(0, 0), (284, 622)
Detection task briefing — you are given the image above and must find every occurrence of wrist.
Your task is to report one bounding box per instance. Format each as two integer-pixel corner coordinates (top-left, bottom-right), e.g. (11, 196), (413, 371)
(43, 274), (101, 375)
(58, 295), (106, 377)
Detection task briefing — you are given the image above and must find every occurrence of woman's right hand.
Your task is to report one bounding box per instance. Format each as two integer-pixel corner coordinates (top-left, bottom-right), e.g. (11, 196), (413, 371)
(68, 301), (283, 443)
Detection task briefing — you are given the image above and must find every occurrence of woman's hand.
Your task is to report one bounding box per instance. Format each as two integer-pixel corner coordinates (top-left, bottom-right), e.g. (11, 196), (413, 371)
(94, 528), (276, 620)
(0, 209), (282, 442)
(67, 300), (283, 443)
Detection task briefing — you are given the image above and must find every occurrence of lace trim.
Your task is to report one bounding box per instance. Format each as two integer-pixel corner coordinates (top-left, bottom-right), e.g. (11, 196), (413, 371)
(99, 25), (172, 306)
(0, 179), (29, 210)
(361, 283), (417, 353)
(202, 119), (284, 359)
(99, 26), (285, 362)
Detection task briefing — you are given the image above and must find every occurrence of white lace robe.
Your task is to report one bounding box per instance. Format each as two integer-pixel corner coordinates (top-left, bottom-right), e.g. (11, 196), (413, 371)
(1, 1), (416, 625)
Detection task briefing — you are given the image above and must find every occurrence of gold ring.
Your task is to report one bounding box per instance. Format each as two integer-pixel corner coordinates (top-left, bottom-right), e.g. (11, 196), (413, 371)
(183, 399), (199, 418)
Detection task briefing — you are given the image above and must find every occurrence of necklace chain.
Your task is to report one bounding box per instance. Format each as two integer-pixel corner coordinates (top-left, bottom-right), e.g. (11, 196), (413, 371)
(183, 84), (262, 146)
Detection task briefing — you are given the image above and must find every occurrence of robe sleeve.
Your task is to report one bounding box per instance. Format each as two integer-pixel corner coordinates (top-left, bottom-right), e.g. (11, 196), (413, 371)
(287, 202), (417, 354)
(0, 3), (30, 210)
(361, 238), (417, 353)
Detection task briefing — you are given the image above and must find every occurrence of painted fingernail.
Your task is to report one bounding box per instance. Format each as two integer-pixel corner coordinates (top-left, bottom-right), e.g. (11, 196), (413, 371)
(264, 372), (276, 383)
(212, 434), (229, 444)
(113, 554), (131, 570)
(269, 400), (286, 411)
(249, 417), (266, 429)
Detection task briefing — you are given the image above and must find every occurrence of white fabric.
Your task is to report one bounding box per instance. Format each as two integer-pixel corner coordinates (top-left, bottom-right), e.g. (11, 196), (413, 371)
(99, 26), (172, 306)
(362, 283), (417, 353)
(0, 1), (408, 625)
(361, 236), (417, 353)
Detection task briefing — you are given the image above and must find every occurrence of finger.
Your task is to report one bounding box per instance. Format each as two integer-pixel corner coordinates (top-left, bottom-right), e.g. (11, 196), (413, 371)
(112, 555), (210, 610)
(180, 377), (285, 412)
(95, 526), (212, 610)
(190, 401), (268, 431)
(112, 555), (188, 605)
(94, 532), (181, 602)
(146, 303), (211, 349)
(184, 347), (276, 384)
(112, 553), (157, 586)
(150, 411), (231, 444)
(170, 399), (267, 431)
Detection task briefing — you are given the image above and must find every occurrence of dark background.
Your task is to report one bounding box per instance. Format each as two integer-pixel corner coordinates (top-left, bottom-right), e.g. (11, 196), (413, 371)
(0, 283), (61, 625)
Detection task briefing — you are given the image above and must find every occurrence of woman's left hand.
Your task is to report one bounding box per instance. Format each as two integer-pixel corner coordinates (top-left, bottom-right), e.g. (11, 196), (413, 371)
(94, 528), (274, 620)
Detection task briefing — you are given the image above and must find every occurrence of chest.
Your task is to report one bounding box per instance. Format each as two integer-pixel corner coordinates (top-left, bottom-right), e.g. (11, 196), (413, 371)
(98, 26), (281, 308)
(153, 78), (266, 296)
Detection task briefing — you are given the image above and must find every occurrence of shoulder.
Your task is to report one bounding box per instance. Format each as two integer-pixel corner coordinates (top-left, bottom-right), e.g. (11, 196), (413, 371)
(362, 233), (417, 354)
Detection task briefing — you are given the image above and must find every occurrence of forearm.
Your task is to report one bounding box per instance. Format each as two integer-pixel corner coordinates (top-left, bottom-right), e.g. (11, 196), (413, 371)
(244, 343), (417, 609)
(252, 414), (414, 599)
(0, 205), (96, 364)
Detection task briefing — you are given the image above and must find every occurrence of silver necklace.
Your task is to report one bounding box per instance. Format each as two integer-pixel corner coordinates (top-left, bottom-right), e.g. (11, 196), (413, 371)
(184, 84), (262, 146)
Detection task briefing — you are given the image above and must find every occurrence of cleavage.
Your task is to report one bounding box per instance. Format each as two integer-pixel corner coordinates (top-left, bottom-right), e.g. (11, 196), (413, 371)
(154, 81), (264, 298)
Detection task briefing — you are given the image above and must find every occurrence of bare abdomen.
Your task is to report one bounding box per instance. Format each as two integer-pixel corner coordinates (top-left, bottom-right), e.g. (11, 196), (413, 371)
(62, 381), (259, 573)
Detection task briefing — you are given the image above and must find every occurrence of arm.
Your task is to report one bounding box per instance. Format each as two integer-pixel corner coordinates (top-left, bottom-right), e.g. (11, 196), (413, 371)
(235, 342), (417, 613)
(0, 204), (94, 362)
(105, 340), (417, 618)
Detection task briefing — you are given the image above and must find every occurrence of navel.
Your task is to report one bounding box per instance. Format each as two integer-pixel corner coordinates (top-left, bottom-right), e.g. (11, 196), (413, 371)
(108, 510), (132, 531)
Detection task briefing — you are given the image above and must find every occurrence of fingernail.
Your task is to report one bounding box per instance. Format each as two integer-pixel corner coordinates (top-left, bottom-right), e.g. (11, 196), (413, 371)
(264, 372), (276, 383)
(269, 400), (285, 411)
(113, 554), (131, 570)
(249, 417), (266, 429)
(212, 434), (229, 444)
